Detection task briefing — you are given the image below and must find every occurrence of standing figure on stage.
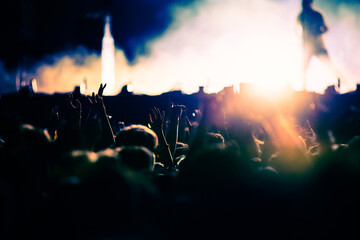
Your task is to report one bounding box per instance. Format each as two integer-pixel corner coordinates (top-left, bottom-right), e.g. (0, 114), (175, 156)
(297, 0), (341, 91)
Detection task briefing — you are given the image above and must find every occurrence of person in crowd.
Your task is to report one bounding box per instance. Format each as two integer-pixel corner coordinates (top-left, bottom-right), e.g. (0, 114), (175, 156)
(1, 82), (360, 239)
(297, 0), (343, 90)
(117, 145), (156, 173)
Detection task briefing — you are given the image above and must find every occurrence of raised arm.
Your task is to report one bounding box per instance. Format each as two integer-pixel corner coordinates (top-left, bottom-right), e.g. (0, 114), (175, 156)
(149, 107), (174, 168)
(166, 105), (185, 158)
(88, 84), (115, 150)
(65, 93), (82, 129)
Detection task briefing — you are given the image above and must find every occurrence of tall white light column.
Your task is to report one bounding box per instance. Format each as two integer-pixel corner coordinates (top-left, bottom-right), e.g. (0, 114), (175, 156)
(101, 15), (116, 95)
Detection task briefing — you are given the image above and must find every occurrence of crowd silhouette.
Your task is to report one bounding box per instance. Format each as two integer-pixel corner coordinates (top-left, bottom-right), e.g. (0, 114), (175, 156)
(1, 81), (360, 239)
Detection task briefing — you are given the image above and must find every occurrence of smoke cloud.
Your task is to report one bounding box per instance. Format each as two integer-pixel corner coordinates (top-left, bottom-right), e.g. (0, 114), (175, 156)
(316, 0), (360, 90)
(1, 0), (358, 95)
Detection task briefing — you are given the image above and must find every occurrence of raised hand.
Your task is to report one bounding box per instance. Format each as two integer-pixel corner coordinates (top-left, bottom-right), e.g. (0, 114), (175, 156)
(98, 83), (107, 97)
(170, 104), (186, 121)
(64, 93), (82, 128)
(85, 87), (115, 150)
(87, 92), (106, 115)
(149, 106), (174, 168)
(149, 107), (165, 134)
(66, 93), (82, 115)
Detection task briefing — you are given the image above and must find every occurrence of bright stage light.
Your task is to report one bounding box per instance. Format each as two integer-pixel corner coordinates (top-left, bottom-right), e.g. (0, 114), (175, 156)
(239, 82), (293, 103)
(101, 15), (116, 95)
(33, 0), (358, 95)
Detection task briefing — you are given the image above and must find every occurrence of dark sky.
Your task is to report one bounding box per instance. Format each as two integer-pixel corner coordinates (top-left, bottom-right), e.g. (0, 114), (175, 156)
(0, 0), (197, 70)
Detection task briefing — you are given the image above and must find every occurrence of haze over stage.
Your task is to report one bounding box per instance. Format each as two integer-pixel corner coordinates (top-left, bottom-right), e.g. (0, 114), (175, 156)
(0, 0), (359, 96)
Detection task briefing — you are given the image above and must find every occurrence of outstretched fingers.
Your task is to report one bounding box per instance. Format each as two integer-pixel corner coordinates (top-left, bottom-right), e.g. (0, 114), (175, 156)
(98, 83), (107, 97)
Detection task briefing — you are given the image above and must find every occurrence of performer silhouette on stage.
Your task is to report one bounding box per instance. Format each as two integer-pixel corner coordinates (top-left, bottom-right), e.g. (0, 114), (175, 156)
(297, 0), (342, 91)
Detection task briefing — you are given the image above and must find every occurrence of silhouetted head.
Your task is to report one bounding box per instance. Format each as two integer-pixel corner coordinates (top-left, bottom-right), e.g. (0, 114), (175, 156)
(20, 124), (51, 149)
(302, 0), (313, 8)
(50, 148), (159, 239)
(114, 124), (158, 152)
(181, 143), (252, 193)
(19, 124), (51, 163)
(117, 145), (155, 173)
(205, 132), (225, 147)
